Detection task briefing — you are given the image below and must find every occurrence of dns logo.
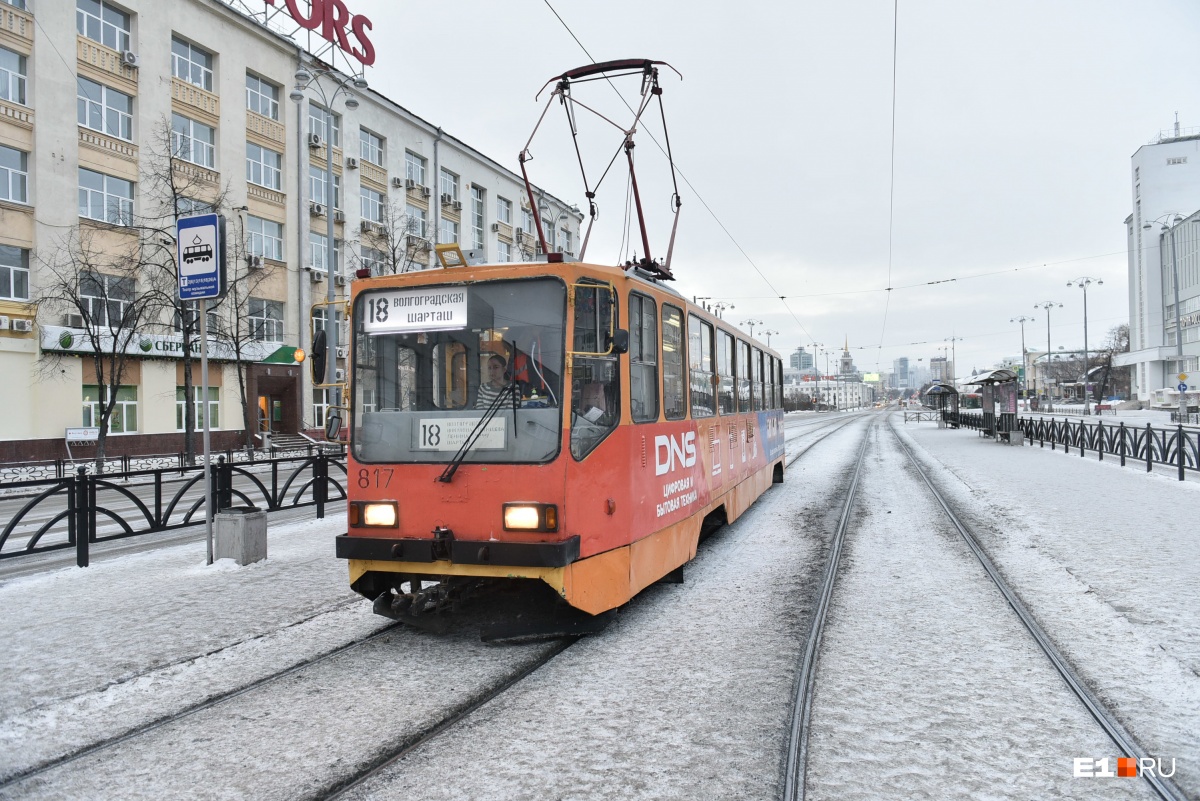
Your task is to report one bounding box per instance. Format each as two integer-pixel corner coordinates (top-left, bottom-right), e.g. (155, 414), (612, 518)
(655, 432), (696, 476)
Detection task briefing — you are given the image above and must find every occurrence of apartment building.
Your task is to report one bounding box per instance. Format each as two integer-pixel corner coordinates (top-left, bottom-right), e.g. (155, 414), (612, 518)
(0, 0), (581, 460)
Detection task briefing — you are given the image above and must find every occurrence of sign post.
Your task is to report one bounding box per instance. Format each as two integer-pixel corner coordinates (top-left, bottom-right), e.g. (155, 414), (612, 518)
(177, 214), (227, 565)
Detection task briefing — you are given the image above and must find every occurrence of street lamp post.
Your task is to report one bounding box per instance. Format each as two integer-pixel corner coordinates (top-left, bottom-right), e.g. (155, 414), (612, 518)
(1033, 301), (1063, 412)
(945, 336), (963, 389)
(1066, 277), (1103, 414)
(762, 329), (778, 347)
(740, 318), (763, 338)
(291, 64), (367, 433)
(1143, 214), (1200, 423)
(1010, 315), (1035, 403)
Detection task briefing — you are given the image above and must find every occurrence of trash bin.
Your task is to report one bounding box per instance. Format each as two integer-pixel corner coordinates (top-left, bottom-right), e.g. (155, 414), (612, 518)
(215, 506), (267, 565)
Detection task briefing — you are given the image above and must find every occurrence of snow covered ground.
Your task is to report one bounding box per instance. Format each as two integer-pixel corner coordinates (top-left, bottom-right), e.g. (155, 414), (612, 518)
(0, 413), (1194, 799)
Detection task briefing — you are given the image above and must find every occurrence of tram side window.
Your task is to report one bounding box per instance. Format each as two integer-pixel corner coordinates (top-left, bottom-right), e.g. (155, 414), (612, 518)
(717, 330), (735, 415)
(753, 347), (765, 411)
(570, 282), (620, 460)
(662, 305), (686, 420)
(737, 340), (751, 413)
(688, 314), (715, 418)
(629, 293), (659, 422)
(776, 359), (785, 408)
(766, 355), (777, 410)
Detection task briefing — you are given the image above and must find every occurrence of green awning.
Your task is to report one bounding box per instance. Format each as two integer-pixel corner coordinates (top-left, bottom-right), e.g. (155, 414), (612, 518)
(261, 346), (303, 364)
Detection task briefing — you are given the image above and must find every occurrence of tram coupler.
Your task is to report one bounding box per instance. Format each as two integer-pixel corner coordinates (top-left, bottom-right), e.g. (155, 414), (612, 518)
(431, 526), (454, 561)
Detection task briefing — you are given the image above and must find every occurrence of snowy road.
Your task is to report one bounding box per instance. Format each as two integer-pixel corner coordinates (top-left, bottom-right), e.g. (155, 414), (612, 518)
(0, 411), (1195, 799)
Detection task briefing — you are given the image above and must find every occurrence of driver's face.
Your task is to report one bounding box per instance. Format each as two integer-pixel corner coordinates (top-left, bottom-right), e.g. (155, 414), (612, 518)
(488, 362), (504, 380)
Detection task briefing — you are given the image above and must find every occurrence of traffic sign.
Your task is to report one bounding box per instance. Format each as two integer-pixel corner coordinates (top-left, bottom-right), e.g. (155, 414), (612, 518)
(1178, 383), (1188, 393)
(1180, 373), (1189, 382)
(177, 214), (226, 301)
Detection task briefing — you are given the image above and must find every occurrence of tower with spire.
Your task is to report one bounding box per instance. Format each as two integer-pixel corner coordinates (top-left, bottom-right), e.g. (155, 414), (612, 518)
(839, 336), (856, 378)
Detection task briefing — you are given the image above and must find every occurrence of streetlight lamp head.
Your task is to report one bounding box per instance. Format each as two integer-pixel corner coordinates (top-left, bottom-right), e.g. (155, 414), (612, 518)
(1097, 278), (1103, 285)
(289, 87), (305, 103)
(294, 68), (311, 84)
(1173, 216), (1183, 224)
(344, 95), (359, 110)
(1142, 223), (1152, 230)
(353, 76), (368, 90)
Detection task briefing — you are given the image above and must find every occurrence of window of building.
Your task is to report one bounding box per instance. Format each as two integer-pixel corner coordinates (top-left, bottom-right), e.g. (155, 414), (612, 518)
(439, 168), (458, 202)
(0, 47), (25, 106)
(361, 186), (384, 223)
(497, 196), (512, 225)
(405, 204), (426, 238)
(248, 297), (283, 342)
(246, 142), (282, 190)
(309, 165), (341, 208)
(171, 113), (215, 168)
(360, 246), (387, 276)
(470, 185), (485, 249)
(176, 386), (219, 430)
(717, 330), (735, 414)
(0, 244), (28, 300)
(1, 0), (28, 10)
(360, 128), (384, 166)
(173, 304), (219, 335)
(688, 314), (715, 418)
(558, 228), (573, 255)
(439, 218), (458, 245)
(77, 77), (132, 141)
(246, 215), (283, 261)
(0, 145), (27, 204)
(309, 231), (341, 274)
(171, 36), (214, 92)
(178, 196), (215, 216)
(80, 271), (134, 326)
(311, 306), (344, 334)
(405, 150), (426, 185)
(663, 304), (686, 420)
(76, 0), (130, 53)
(308, 104), (340, 147)
(522, 207), (534, 233)
(78, 169), (133, 226)
(245, 72), (279, 120)
(497, 241), (511, 263)
(312, 388), (329, 429)
(83, 385), (138, 433)
(630, 293), (659, 422)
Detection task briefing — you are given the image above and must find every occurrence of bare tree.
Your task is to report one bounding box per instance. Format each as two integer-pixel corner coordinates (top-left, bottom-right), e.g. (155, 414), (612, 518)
(35, 227), (162, 470)
(353, 197), (432, 275)
(1093, 323), (1131, 402)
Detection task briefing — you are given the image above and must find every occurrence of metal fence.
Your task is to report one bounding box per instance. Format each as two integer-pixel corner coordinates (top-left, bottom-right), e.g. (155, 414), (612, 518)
(952, 412), (1197, 480)
(0, 450), (346, 567)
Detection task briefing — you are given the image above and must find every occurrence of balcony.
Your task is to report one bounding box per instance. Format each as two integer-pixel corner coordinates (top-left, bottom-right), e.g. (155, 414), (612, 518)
(0, 97), (32, 130)
(0, 3), (32, 47)
(247, 183), (285, 207)
(360, 159), (387, 189)
(246, 110), (285, 147)
(79, 127), (137, 164)
(77, 35), (137, 96)
(171, 77), (219, 127)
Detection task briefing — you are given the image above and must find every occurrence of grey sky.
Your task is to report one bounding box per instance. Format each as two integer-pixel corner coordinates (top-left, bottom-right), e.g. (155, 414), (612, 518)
(345, 0), (1199, 376)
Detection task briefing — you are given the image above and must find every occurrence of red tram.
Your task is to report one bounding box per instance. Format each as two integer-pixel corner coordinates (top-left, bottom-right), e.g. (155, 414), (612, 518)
(335, 257), (787, 617)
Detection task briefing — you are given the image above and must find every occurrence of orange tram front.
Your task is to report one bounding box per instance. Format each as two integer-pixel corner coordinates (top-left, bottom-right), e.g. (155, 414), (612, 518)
(336, 258), (787, 617)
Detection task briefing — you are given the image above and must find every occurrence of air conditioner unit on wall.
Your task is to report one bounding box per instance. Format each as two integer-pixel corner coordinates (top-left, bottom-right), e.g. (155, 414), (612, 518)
(420, 186), (431, 198)
(309, 202), (325, 217)
(307, 132), (322, 148)
(310, 270), (325, 282)
(334, 274), (346, 286)
(11, 319), (32, 333)
(62, 313), (85, 328)
(491, 223), (500, 233)
(440, 193), (453, 206)
(122, 50), (139, 67)
(248, 255), (263, 269)
(391, 176), (405, 188)
(345, 157), (358, 169)
(0, 315), (8, 330)
(335, 346), (348, 359)
(451, 200), (462, 212)
(405, 178), (416, 189)
(334, 210), (345, 223)
(334, 368), (345, 382)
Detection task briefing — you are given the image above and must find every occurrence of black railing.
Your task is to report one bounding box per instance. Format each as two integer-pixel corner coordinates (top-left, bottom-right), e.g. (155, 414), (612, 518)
(950, 412), (1197, 481)
(0, 450), (346, 566)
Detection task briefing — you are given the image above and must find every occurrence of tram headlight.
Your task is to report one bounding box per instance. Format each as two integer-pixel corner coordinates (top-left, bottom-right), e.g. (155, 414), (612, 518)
(503, 503), (558, 532)
(351, 501), (398, 527)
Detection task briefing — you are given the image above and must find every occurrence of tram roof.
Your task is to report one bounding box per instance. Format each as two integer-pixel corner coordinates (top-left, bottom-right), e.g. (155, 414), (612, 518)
(963, 368), (1019, 385)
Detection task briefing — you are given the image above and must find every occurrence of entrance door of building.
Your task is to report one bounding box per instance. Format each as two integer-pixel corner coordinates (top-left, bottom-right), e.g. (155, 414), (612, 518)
(257, 395), (283, 433)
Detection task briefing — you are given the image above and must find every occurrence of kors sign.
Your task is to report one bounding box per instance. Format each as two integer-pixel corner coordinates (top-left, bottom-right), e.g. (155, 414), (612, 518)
(265, 0), (375, 66)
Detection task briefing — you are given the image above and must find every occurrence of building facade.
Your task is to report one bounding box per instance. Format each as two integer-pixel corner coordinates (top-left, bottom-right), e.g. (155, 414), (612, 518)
(0, 0), (581, 461)
(1116, 126), (1200, 403)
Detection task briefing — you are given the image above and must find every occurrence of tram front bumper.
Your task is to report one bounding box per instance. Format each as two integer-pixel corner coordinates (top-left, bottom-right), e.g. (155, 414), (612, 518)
(335, 533), (580, 568)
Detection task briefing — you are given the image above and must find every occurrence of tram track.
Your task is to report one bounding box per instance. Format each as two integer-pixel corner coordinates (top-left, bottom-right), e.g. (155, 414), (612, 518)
(888, 419), (1188, 801)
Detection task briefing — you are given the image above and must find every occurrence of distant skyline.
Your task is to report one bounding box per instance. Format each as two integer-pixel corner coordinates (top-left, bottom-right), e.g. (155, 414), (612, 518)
(335, 0), (1198, 374)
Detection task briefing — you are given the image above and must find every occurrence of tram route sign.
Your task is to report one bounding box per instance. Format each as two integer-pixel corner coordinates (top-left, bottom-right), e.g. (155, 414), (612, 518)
(176, 214), (227, 301)
(363, 287), (468, 334)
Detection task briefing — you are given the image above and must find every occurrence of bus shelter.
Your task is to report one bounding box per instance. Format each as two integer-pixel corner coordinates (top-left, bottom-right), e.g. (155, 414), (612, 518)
(922, 383), (959, 428)
(966, 368), (1022, 444)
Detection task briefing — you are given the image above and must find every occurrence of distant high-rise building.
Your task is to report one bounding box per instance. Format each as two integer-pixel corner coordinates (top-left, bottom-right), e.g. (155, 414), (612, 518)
(791, 348), (814, 371)
(892, 357), (911, 389)
(1116, 122), (1200, 402)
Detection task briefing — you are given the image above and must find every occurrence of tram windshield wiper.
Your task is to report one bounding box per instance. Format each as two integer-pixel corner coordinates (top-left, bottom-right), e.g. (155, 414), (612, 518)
(437, 382), (519, 484)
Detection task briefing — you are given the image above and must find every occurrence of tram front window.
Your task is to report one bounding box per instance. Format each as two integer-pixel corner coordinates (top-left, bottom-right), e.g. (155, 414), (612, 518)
(352, 278), (566, 464)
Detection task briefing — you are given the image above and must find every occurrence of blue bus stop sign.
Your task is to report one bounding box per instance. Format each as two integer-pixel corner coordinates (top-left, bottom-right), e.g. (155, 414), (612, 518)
(177, 214), (226, 300)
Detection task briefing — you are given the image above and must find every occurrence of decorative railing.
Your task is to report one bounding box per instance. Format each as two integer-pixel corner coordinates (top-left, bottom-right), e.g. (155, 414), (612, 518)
(247, 182), (286, 207)
(951, 412), (1198, 481)
(0, 450), (347, 566)
(0, 98), (31, 129)
(172, 159), (220, 186)
(246, 110), (285, 146)
(309, 143), (343, 173)
(76, 36), (137, 93)
(171, 77), (220, 124)
(0, 4), (33, 44)
(360, 160), (387, 188)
